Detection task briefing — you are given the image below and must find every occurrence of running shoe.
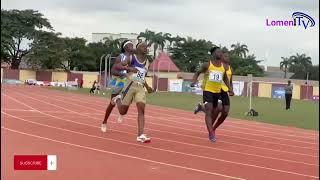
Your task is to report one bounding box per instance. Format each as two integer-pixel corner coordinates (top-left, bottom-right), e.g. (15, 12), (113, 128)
(136, 134), (151, 143)
(117, 115), (124, 123)
(209, 132), (216, 142)
(101, 123), (107, 133)
(194, 103), (203, 114)
(111, 94), (122, 105)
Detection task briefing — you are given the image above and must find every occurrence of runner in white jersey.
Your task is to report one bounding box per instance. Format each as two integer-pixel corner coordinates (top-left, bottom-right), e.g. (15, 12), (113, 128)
(101, 40), (138, 132)
(112, 42), (154, 143)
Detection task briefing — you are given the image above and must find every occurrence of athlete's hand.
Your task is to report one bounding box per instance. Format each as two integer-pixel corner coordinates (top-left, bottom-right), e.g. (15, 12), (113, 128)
(228, 90), (234, 96)
(129, 67), (138, 73)
(146, 86), (154, 93)
(190, 82), (198, 87)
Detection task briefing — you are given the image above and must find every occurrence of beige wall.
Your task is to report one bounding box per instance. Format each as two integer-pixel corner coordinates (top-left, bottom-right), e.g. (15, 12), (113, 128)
(52, 72), (67, 82)
(83, 74), (98, 88)
(258, 83), (272, 98)
(313, 86), (319, 96)
(19, 70), (36, 82)
(149, 72), (178, 79)
(292, 84), (301, 99)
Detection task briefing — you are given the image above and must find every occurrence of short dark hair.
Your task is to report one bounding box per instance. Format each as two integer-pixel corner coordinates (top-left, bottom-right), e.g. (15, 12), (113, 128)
(210, 47), (220, 55)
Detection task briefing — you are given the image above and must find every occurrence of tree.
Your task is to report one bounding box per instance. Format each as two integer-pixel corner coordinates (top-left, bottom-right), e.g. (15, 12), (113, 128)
(138, 29), (166, 59)
(308, 65), (319, 81)
(173, 35), (186, 46)
(103, 37), (122, 56)
(63, 37), (97, 71)
(27, 33), (97, 71)
(163, 33), (173, 49)
(169, 38), (213, 72)
(230, 42), (249, 58)
(280, 57), (293, 78)
(1, 9), (53, 69)
(230, 53), (264, 77)
(288, 53), (313, 79)
(26, 31), (66, 70)
(86, 42), (109, 71)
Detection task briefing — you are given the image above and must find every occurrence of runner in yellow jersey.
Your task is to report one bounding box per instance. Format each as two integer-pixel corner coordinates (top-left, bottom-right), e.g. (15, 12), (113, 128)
(191, 47), (233, 142)
(193, 51), (233, 141)
(211, 52), (233, 137)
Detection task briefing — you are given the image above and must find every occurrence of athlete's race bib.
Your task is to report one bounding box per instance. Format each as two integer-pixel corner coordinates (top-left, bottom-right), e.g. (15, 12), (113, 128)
(132, 67), (147, 82)
(209, 71), (223, 82)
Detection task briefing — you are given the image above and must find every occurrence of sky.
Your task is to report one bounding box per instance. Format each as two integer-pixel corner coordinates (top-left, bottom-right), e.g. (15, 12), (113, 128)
(2, 0), (319, 66)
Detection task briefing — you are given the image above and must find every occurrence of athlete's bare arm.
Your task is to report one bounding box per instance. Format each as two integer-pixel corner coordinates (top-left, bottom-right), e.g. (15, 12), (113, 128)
(111, 55), (137, 76)
(230, 66), (234, 90)
(192, 62), (209, 86)
(223, 64), (234, 95)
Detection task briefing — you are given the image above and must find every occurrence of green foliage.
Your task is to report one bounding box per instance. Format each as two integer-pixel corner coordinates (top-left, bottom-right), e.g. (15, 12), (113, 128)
(280, 53), (317, 80)
(138, 29), (167, 59)
(288, 53), (313, 79)
(280, 57), (293, 78)
(308, 65), (319, 81)
(1, 9), (53, 69)
(169, 38), (213, 72)
(230, 42), (249, 58)
(230, 54), (264, 77)
(26, 31), (65, 70)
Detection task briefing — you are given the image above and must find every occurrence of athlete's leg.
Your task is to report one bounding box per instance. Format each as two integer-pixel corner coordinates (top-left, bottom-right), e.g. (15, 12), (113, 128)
(136, 102), (145, 136)
(113, 81), (134, 115)
(102, 94), (117, 124)
(135, 86), (150, 143)
(213, 91), (230, 132)
(204, 102), (214, 134)
(213, 105), (229, 131)
(203, 91), (216, 142)
(211, 99), (223, 126)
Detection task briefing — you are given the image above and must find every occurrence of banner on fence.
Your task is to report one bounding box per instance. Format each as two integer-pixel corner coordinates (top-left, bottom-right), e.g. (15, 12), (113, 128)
(232, 81), (244, 96)
(169, 79), (183, 92)
(272, 87), (285, 99)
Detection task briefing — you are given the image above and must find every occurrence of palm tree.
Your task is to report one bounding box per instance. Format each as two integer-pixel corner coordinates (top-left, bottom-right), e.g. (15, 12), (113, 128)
(137, 29), (166, 59)
(103, 37), (121, 56)
(280, 57), (292, 78)
(137, 29), (155, 43)
(289, 53), (312, 73)
(231, 42), (249, 58)
(163, 33), (172, 48)
(172, 35), (186, 47)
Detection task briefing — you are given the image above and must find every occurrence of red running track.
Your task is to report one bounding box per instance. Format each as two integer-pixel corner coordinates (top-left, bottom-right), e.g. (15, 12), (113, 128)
(1, 85), (319, 180)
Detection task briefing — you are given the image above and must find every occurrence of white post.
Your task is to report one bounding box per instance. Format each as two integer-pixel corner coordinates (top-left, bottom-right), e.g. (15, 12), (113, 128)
(99, 54), (105, 85)
(306, 72), (309, 99)
(248, 74), (253, 110)
(103, 54), (111, 88)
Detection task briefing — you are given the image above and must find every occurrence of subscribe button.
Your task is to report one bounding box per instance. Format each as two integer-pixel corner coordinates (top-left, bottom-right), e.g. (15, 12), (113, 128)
(14, 155), (57, 171)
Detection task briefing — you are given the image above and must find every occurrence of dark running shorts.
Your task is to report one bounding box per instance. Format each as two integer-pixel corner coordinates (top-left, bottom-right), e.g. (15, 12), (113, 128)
(203, 91), (220, 108)
(219, 90), (230, 106)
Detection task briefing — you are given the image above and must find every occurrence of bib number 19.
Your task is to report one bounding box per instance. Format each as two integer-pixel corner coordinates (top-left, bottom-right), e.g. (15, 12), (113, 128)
(209, 71), (223, 82)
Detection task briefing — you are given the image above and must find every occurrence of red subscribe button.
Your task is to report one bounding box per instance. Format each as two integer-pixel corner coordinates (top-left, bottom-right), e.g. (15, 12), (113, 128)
(14, 155), (57, 170)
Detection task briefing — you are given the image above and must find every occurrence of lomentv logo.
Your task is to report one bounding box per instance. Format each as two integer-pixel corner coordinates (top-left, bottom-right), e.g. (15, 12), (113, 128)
(266, 12), (315, 29)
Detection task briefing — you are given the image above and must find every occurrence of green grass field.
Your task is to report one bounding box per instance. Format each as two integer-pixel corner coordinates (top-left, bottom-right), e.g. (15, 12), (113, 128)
(50, 87), (319, 130)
